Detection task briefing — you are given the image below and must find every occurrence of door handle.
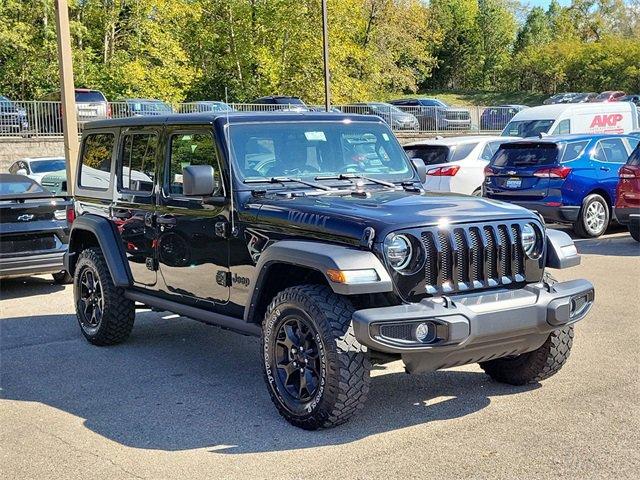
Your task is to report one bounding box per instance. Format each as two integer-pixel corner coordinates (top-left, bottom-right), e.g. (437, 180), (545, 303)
(599, 167), (610, 172)
(157, 215), (177, 225)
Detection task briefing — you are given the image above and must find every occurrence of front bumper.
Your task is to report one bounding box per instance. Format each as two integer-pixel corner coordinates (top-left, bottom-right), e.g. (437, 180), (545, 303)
(0, 250), (66, 279)
(352, 279), (594, 373)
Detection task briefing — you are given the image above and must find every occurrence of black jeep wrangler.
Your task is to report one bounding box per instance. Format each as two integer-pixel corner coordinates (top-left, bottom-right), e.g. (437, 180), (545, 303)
(66, 112), (594, 429)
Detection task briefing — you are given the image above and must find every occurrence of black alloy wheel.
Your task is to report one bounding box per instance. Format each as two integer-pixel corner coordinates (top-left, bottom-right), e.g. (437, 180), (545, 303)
(273, 316), (322, 404)
(78, 267), (104, 331)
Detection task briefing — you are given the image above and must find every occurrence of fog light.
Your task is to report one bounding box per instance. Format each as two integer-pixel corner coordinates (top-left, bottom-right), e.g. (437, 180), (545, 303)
(414, 322), (436, 343)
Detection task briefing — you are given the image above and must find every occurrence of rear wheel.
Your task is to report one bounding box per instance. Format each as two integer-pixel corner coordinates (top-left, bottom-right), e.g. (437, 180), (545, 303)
(480, 326), (574, 385)
(262, 285), (371, 429)
(74, 247), (135, 346)
(629, 224), (640, 242)
(574, 194), (609, 238)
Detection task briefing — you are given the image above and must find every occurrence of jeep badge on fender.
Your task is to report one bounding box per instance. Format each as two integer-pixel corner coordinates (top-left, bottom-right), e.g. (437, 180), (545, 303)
(65, 111), (594, 430)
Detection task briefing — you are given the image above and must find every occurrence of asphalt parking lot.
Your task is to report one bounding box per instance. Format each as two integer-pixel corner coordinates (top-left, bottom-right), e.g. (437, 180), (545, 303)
(1, 228), (639, 480)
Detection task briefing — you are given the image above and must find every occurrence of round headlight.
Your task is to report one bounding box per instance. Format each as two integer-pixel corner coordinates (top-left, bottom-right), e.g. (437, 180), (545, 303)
(384, 234), (412, 271)
(521, 223), (539, 258)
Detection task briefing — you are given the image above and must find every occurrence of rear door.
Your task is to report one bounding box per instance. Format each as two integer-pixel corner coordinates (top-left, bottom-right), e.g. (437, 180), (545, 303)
(486, 142), (560, 200)
(592, 137), (632, 201)
(111, 126), (161, 287)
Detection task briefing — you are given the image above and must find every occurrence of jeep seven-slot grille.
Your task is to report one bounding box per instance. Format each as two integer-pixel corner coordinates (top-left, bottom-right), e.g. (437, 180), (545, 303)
(420, 223), (526, 294)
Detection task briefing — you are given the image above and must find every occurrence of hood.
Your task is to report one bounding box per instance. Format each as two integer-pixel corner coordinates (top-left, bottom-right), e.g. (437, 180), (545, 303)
(248, 189), (537, 243)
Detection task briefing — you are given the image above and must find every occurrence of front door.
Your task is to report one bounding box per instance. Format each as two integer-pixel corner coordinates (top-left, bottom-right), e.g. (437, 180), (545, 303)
(156, 127), (230, 304)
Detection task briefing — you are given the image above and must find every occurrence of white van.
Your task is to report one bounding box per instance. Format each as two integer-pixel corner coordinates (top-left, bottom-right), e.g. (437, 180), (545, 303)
(502, 102), (639, 137)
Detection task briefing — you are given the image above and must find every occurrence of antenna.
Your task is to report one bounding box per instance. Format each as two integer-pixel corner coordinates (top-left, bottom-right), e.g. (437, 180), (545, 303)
(225, 86), (236, 236)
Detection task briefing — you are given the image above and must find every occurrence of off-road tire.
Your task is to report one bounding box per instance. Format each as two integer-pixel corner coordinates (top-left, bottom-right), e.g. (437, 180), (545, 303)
(629, 224), (640, 242)
(262, 285), (371, 430)
(52, 271), (73, 284)
(74, 247), (135, 346)
(574, 194), (609, 238)
(479, 326), (574, 385)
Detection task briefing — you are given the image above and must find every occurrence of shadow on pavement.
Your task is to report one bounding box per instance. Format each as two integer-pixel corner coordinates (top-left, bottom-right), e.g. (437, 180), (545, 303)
(0, 276), (67, 300)
(1, 311), (539, 454)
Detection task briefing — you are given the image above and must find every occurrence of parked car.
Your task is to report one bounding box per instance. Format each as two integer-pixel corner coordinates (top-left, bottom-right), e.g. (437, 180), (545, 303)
(116, 99), (173, 117)
(39, 88), (110, 132)
(65, 110), (593, 429)
(570, 93), (598, 103)
(618, 94), (640, 106)
(7, 157), (66, 185)
(252, 96), (309, 111)
(484, 134), (640, 237)
(480, 105), (529, 131)
(308, 106), (343, 113)
(388, 98), (471, 130)
(592, 91), (626, 103)
(341, 102), (419, 130)
(39, 169), (68, 196)
(502, 102), (639, 137)
(0, 95), (30, 135)
(0, 174), (73, 283)
(543, 93), (578, 105)
(404, 135), (518, 196)
(179, 101), (234, 113)
(614, 143), (640, 241)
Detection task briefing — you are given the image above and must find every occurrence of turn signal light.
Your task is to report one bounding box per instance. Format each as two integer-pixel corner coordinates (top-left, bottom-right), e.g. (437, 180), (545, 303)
(533, 166), (572, 178)
(326, 269), (379, 284)
(427, 165), (460, 176)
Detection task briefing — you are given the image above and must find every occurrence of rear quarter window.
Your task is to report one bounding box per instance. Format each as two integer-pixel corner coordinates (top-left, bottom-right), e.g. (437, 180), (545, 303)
(627, 145), (640, 166)
(561, 141), (589, 162)
(75, 91), (107, 103)
(79, 133), (115, 190)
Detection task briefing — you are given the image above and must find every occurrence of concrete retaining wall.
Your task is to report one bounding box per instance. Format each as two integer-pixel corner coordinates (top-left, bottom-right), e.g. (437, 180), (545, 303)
(0, 138), (66, 171)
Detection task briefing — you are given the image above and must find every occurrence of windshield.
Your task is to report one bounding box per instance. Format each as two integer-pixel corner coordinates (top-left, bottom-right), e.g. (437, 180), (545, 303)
(29, 159), (66, 174)
(202, 102), (232, 112)
(492, 143), (559, 167)
(229, 121), (413, 183)
(502, 119), (555, 137)
(129, 101), (172, 112)
(370, 103), (404, 114)
(0, 177), (47, 196)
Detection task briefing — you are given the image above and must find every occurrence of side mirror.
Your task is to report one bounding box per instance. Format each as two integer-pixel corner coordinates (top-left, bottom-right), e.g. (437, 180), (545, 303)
(411, 158), (427, 183)
(182, 165), (216, 196)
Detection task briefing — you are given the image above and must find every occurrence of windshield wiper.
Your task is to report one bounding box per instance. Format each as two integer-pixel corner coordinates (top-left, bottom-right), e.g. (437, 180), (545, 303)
(315, 173), (397, 188)
(243, 176), (335, 191)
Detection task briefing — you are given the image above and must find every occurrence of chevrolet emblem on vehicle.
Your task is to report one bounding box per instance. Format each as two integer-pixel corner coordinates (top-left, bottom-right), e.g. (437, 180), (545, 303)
(17, 214), (34, 221)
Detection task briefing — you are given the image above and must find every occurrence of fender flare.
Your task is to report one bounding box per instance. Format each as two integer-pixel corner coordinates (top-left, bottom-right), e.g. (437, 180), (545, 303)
(244, 240), (393, 322)
(546, 229), (580, 269)
(66, 214), (132, 287)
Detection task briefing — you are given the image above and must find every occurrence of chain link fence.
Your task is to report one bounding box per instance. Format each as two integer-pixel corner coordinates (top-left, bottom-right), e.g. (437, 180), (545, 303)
(0, 100), (521, 138)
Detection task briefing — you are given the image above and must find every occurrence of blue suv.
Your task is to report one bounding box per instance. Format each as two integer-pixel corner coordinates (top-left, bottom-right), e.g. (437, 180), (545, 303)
(484, 134), (640, 237)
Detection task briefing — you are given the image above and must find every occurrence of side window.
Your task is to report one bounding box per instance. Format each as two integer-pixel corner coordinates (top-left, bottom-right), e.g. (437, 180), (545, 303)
(8, 162), (18, 174)
(593, 143), (607, 162)
(480, 143), (497, 161)
(552, 119), (570, 135)
(118, 133), (158, 193)
(627, 137), (639, 152)
(79, 133), (114, 190)
(599, 138), (628, 163)
(450, 142), (479, 161)
(561, 141), (589, 162)
(167, 132), (221, 196)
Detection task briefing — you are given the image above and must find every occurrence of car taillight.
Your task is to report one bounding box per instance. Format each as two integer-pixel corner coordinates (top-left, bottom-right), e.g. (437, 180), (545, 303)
(427, 165), (460, 176)
(106, 103), (112, 118)
(66, 207), (76, 224)
(533, 166), (572, 178)
(484, 166), (495, 176)
(619, 166), (640, 179)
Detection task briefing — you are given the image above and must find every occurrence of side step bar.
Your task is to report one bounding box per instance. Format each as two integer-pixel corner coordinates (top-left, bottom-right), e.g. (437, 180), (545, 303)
(124, 290), (261, 337)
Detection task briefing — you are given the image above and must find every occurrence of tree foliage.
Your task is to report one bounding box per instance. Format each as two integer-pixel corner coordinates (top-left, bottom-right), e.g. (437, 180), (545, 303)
(0, 0), (638, 102)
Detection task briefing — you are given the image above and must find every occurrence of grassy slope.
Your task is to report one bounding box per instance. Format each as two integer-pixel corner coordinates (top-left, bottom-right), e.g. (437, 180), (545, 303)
(390, 90), (548, 107)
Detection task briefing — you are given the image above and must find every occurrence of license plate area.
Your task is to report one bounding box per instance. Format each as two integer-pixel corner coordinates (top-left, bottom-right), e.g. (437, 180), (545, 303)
(505, 177), (522, 189)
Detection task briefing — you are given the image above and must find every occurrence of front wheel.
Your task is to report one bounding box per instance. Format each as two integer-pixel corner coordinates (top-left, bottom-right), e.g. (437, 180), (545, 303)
(479, 326), (574, 385)
(262, 285), (371, 429)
